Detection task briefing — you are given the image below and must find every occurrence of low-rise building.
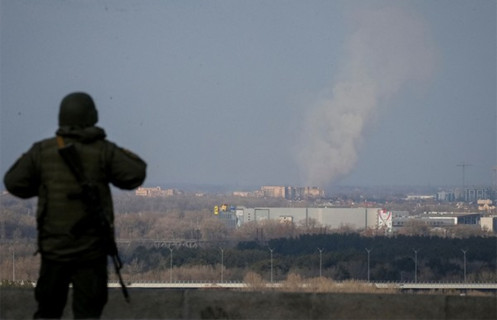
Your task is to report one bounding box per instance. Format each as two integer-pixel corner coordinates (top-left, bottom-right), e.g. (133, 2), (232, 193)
(135, 186), (178, 197)
(478, 199), (495, 212)
(480, 216), (497, 233)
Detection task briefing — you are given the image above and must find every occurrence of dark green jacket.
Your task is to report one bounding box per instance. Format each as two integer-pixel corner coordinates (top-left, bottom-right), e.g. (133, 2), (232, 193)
(3, 126), (146, 262)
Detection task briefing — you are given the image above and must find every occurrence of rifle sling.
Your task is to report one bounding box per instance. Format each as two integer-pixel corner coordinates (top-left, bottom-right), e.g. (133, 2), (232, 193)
(56, 135), (89, 186)
(56, 135), (130, 303)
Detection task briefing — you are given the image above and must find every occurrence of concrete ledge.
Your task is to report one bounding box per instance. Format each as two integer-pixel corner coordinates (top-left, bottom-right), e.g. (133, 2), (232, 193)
(1, 288), (496, 319)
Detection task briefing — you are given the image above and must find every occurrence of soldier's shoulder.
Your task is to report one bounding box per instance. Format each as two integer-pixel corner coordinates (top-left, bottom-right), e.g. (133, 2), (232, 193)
(119, 147), (143, 160)
(104, 140), (143, 160)
(36, 136), (58, 146)
(27, 137), (57, 153)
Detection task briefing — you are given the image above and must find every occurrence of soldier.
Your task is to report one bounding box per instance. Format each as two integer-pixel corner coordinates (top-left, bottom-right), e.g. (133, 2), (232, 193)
(3, 92), (147, 319)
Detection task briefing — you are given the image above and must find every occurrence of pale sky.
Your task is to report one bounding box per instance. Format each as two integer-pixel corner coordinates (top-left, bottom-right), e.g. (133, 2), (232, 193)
(1, 0), (496, 191)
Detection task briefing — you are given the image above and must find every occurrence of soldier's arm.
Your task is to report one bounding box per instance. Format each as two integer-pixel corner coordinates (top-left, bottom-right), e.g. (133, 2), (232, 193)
(3, 144), (40, 198)
(106, 142), (146, 190)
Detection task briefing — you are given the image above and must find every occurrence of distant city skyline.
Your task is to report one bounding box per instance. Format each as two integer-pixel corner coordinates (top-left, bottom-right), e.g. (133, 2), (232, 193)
(1, 0), (495, 190)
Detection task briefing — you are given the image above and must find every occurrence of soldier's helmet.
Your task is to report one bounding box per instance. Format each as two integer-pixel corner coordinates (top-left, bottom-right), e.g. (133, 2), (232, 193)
(59, 92), (98, 128)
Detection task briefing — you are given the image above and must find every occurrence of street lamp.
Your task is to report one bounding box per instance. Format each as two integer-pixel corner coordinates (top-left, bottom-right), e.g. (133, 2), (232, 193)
(11, 248), (15, 282)
(413, 249), (418, 283)
(317, 248), (323, 278)
(461, 249), (468, 282)
(268, 247), (274, 283)
(168, 246), (173, 283)
(365, 248), (372, 282)
(220, 247), (224, 283)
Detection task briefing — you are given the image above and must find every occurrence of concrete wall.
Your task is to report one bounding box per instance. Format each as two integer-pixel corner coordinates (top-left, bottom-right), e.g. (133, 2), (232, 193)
(2, 288), (496, 319)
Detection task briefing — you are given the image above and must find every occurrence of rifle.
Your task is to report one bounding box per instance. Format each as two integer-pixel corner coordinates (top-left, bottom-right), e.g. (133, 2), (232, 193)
(56, 136), (130, 303)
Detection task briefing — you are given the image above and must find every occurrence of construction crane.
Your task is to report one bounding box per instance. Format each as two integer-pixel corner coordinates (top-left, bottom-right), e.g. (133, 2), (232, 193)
(493, 166), (497, 193)
(456, 162), (471, 200)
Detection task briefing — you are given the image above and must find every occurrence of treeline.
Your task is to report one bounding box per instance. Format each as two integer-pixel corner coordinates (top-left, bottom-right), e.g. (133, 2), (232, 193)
(120, 234), (497, 283)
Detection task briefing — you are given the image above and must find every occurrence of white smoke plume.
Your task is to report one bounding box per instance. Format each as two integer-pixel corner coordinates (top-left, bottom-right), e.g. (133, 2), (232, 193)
(297, 5), (436, 187)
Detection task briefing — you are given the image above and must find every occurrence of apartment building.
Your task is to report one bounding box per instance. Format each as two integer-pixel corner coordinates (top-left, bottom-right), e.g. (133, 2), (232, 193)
(260, 185), (325, 200)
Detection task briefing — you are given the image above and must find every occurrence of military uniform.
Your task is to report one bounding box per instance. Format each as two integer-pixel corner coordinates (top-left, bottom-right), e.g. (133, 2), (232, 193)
(4, 92), (147, 319)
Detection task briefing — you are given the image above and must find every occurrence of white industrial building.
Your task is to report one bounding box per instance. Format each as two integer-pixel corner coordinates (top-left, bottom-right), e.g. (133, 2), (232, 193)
(215, 206), (494, 234)
(234, 207), (381, 230)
